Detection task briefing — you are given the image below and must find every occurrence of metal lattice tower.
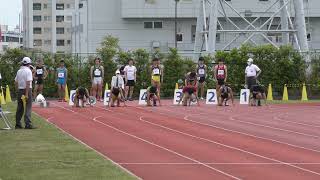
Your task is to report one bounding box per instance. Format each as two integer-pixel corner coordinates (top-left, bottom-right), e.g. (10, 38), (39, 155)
(194, 0), (309, 57)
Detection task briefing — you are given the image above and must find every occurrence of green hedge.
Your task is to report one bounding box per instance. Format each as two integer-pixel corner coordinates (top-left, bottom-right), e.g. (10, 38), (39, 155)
(1, 38), (319, 99)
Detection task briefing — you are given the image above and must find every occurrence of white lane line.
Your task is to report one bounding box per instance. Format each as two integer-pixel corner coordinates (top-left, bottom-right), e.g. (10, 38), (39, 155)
(273, 116), (320, 129)
(141, 106), (320, 154)
(229, 116), (320, 139)
(32, 112), (142, 180)
(138, 116), (320, 176)
(53, 104), (242, 180)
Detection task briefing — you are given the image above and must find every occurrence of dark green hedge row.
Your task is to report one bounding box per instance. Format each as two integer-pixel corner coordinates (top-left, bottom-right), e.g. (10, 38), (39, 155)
(1, 36), (319, 99)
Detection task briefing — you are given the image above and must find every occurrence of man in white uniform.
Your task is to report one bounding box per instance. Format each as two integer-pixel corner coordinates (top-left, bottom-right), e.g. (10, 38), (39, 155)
(15, 57), (35, 129)
(124, 59), (137, 101)
(245, 58), (261, 90)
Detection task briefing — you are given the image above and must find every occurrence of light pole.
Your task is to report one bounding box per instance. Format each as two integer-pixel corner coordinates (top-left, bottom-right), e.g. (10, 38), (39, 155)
(174, 0), (180, 49)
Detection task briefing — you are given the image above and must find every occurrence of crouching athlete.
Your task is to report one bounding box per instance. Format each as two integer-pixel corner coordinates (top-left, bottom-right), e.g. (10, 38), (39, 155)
(250, 84), (266, 106)
(180, 71), (199, 106)
(74, 87), (90, 108)
(146, 85), (161, 106)
(110, 70), (126, 107)
(219, 84), (234, 106)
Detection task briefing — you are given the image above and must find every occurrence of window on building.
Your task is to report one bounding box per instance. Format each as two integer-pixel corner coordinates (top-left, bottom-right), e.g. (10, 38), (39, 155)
(44, 16), (52, 21)
(33, 39), (42, 46)
(259, 0), (268, 1)
(154, 22), (163, 29)
(191, 25), (196, 43)
(144, 22), (153, 29)
(57, 40), (65, 46)
(176, 33), (183, 42)
(66, 16), (72, 21)
(33, 27), (42, 34)
(33, 16), (42, 22)
(67, 40), (71, 45)
(44, 28), (52, 33)
(56, 16), (64, 22)
(307, 33), (311, 41)
(56, 3), (64, 10)
(44, 40), (51, 45)
(145, 0), (156, 4)
(44, 3), (48, 9)
(79, 3), (83, 8)
(33, 3), (41, 10)
(56, 27), (65, 34)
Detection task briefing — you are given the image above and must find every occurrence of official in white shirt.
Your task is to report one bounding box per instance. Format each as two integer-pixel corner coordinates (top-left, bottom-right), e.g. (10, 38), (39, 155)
(124, 59), (137, 101)
(245, 58), (261, 90)
(15, 57), (35, 129)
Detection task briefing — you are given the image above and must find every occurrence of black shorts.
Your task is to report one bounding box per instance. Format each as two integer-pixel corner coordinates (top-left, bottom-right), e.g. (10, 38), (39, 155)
(247, 77), (257, 90)
(126, 80), (135, 87)
(221, 93), (229, 99)
(112, 88), (120, 96)
(198, 77), (206, 83)
(217, 79), (225, 86)
(35, 78), (43, 85)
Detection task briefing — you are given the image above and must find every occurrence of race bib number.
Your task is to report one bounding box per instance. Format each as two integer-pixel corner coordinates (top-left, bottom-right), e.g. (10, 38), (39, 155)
(103, 90), (111, 106)
(198, 69), (205, 75)
(218, 70), (224, 75)
(206, 89), (217, 105)
(153, 68), (160, 75)
(139, 89), (147, 105)
(36, 69), (43, 75)
(58, 72), (64, 78)
(94, 69), (101, 76)
(69, 90), (76, 106)
(240, 89), (250, 105)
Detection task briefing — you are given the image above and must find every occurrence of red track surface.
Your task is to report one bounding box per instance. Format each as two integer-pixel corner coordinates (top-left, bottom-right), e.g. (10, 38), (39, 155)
(34, 100), (320, 180)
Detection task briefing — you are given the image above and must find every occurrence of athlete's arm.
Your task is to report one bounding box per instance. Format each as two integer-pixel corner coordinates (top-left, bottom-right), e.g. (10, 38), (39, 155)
(224, 65), (228, 82)
(32, 69), (37, 79)
(101, 66), (104, 81)
(65, 69), (68, 84)
(134, 66), (137, 82)
(213, 66), (217, 81)
(256, 69), (262, 78)
(43, 67), (48, 79)
(90, 66), (94, 82)
(160, 66), (164, 84)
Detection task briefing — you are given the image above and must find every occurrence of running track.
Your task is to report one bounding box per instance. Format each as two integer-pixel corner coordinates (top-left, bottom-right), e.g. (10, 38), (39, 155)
(34, 100), (320, 180)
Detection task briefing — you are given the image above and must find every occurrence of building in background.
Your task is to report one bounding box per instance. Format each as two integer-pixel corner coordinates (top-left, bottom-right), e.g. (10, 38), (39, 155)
(73, 0), (319, 56)
(0, 25), (23, 54)
(22, 0), (76, 53)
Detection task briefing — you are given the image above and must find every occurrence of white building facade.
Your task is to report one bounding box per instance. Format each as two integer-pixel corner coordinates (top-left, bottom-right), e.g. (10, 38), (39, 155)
(0, 27), (23, 54)
(67, 0), (320, 54)
(23, 0), (76, 53)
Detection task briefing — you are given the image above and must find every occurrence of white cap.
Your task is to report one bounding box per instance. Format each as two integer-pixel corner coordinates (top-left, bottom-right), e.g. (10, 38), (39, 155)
(115, 70), (120, 74)
(247, 58), (254, 63)
(22, 57), (32, 65)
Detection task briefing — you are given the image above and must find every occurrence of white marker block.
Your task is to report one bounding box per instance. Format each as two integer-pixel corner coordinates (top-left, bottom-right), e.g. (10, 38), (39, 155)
(139, 89), (147, 105)
(69, 90), (76, 106)
(173, 89), (183, 105)
(206, 89), (218, 105)
(103, 90), (111, 106)
(240, 89), (250, 105)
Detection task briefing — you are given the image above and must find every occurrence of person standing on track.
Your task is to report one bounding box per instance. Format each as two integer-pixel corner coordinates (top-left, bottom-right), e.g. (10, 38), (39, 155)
(245, 58), (261, 90)
(196, 57), (207, 100)
(56, 60), (68, 102)
(90, 57), (104, 102)
(214, 58), (228, 105)
(33, 59), (48, 99)
(150, 58), (164, 95)
(124, 58), (137, 101)
(15, 57), (35, 129)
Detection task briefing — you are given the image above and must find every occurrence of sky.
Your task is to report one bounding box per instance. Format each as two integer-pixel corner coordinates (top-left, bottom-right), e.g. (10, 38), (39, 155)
(0, 0), (22, 30)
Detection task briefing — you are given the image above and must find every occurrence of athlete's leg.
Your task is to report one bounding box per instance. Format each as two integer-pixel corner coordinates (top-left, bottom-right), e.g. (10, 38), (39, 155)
(92, 81), (98, 99)
(97, 82), (102, 101)
(33, 84), (39, 99)
(61, 84), (66, 101)
(129, 86), (134, 100)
